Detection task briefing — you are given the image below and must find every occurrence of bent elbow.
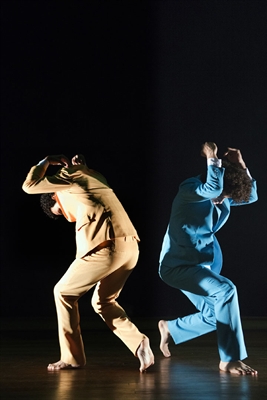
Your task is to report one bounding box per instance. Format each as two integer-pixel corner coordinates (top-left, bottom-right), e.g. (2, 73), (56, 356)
(250, 193), (258, 203)
(249, 183), (258, 203)
(22, 181), (36, 194)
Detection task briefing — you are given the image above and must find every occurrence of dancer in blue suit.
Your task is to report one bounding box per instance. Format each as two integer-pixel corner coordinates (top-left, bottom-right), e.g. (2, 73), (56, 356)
(158, 142), (258, 375)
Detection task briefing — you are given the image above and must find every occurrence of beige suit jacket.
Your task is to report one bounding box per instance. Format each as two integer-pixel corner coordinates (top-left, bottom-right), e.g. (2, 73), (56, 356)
(22, 164), (139, 258)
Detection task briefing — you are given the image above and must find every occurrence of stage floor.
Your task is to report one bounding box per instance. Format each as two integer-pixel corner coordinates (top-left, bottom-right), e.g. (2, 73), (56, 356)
(1, 317), (266, 400)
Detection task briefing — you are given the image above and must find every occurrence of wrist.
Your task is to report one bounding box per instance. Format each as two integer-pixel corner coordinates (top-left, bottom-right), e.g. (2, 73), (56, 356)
(207, 158), (222, 168)
(206, 154), (217, 159)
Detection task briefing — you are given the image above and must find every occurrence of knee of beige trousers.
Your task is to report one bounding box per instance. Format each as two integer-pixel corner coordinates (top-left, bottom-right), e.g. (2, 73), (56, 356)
(90, 264), (134, 315)
(91, 293), (128, 327)
(53, 281), (79, 309)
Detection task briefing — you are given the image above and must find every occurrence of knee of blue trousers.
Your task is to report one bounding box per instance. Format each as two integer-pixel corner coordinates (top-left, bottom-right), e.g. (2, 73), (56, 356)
(217, 280), (237, 302)
(200, 302), (216, 325)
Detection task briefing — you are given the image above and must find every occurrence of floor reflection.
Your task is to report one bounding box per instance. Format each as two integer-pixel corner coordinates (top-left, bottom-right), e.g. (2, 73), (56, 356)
(48, 358), (257, 400)
(0, 320), (266, 400)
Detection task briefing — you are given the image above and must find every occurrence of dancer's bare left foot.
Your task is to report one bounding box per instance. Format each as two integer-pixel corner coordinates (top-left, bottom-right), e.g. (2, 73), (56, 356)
(137, 337), (155, 372)
(219, 360), (258, 375)
(158, 320), (171, 357)
(47, 360), (81, 371)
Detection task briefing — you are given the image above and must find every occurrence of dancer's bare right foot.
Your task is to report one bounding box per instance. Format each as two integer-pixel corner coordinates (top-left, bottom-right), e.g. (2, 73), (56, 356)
(136, 337), (155, 372)
(47, 360), (81, 371)
(158, 320), (171, 357)
(219, 360), (258, 375)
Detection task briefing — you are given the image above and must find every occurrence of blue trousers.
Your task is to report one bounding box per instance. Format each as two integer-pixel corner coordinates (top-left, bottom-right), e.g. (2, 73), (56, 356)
(159, 264), (247, 362)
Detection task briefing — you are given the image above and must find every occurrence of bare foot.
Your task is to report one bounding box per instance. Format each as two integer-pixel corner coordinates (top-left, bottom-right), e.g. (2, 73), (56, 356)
(158, 320), (171, 357)
(47, 360), (81, 371)
(219, 360), (258, 375)
(136, 337), (155, 372)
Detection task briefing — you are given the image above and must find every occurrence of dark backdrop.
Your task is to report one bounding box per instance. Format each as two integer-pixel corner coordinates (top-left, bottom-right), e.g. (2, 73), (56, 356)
(1, 1), (266, 320)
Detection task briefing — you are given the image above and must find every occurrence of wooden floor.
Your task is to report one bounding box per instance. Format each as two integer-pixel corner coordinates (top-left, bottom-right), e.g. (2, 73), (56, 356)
(0, 317), (266, 400)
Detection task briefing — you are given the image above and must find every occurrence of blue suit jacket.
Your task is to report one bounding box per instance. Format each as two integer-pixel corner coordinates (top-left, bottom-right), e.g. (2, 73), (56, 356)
(159, 164), (258, 272)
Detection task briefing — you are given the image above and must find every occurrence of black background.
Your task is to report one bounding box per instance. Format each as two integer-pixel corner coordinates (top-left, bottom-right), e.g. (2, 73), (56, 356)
(1, 1), (266, 320)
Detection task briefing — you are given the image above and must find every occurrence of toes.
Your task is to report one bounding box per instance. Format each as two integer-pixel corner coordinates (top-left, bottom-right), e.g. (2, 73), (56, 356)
(219, 361), (257, 375)
(47, 361), (76, 370)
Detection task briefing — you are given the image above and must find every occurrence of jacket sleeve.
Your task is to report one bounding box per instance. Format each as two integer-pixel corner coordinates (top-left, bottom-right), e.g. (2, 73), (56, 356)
(180, 165), (225, 202)
(228, 178), (258, 206)
(22, 165), (72, 194)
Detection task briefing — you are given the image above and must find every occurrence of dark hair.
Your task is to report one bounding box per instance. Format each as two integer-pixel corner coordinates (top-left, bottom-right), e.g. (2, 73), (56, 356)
(40, 193), (59, 219)
(222, 160), (252, 203)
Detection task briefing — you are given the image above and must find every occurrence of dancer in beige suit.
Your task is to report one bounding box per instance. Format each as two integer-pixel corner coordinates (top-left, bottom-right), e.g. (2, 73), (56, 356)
(22, 154), (154, 372)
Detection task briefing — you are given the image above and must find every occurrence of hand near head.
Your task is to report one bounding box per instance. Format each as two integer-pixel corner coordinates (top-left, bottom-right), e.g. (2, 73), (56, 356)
(71, 154), (87, 166)
(224, 147), (246, 169)
(201, 142), (218, 159)
(44, 155), (71, 167)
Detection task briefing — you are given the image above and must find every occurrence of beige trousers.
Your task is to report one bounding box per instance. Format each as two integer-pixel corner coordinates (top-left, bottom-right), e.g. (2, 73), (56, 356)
(53, 237), (146, 366)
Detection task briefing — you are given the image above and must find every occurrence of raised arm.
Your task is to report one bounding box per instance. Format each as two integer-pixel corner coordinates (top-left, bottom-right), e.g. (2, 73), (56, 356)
(223, 147), (246, 169)
(180, 142), (224, 201)
(223, 148), (258, 205)
(22, 154), (72, 194)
